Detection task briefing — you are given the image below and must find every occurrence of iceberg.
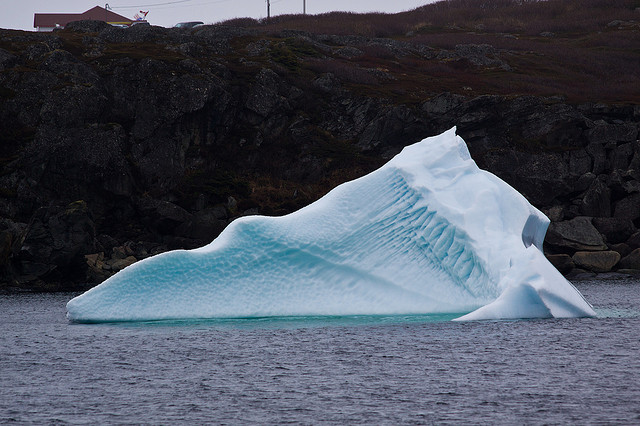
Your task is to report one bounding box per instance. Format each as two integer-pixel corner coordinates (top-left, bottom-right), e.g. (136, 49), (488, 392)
(67, 127), (595, 322)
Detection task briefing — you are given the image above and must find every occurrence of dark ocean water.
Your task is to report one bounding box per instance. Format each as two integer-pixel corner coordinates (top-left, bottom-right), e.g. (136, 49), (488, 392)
(1, 279), (639, 425)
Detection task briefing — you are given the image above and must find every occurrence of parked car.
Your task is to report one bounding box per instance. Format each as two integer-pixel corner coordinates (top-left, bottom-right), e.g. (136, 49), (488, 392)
(174, 21), (204, 29)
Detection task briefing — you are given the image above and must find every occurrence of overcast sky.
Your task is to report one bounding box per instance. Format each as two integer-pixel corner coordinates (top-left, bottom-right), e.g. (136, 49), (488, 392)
(2, 0), (436, 32)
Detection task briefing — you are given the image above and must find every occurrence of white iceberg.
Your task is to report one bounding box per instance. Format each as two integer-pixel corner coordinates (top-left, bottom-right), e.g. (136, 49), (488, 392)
(67, 127), (595, 322)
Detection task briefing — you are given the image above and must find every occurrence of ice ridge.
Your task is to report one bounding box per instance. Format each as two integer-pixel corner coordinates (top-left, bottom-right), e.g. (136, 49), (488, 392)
(67, 127), (595, 322)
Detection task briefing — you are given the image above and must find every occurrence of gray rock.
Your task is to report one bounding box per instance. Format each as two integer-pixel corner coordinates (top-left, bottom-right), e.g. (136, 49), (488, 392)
(2, 27), (639, 291)
(586, 142), (607, 174)
(544, 206), (565, 222)
(587, 121), (638, 145)
(439, 44), (512, 71)
(193, 25), (257, 55)
(573, 172), (596, 193)
(246, 39), (271, 56)
(65, 20), (110, 33)
(99, 23), (172, 44)
(175, 207), (228, 241)
(626, 231), (640, 249)
(592, 217), (636, 244)
(246, 68), (283, 117)
(546, 217), (608, 251)
(513, 152), (571, 205)
(109, 256), (137, 272)
(609, 142), (635, 171)
(422, 92), (466, 115)
(518, 102), (586, 149)
(618, 248), (640, 270)
(613, 193), (640, 220)
(136, 198), (194, 235)
(609, 242), (632, 258)
(39, 84), (107, 128)
(623, 178), (640, 194)
(313, 73), (342, 93)
(580, 178), (610, 217)
(569, 150), (592, 177)
(0, 48), (16, 72)
(334, 46), (363, 59)
(572, 251), (620, 272)
(14, 201), (96, 286)
(546, 254), (574, 275)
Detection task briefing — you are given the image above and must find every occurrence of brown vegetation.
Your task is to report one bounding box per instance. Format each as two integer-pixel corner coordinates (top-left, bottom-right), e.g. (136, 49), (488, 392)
(241, 0), (640, 37)
(222, 0), (640, 103)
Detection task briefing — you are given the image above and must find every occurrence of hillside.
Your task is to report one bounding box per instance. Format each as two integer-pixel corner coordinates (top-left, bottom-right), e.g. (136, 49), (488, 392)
(0, 0), (639, 290)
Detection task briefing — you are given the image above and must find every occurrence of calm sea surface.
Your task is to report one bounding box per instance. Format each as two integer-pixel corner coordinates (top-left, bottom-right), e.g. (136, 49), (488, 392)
(1, 279), (640, 425)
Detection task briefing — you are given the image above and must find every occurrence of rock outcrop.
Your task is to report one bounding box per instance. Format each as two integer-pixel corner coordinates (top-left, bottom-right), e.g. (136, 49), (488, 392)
(0, 19), (639, 290)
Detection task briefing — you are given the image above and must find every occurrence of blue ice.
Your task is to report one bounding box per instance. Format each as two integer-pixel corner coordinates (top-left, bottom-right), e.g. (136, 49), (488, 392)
(67, 128), (595, 322)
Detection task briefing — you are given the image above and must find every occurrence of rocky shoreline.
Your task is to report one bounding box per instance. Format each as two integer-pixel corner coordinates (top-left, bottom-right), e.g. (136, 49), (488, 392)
(1, 16), (639, 291)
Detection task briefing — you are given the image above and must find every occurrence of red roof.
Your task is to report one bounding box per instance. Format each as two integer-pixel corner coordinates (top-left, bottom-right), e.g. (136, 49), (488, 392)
(34, 6), (132, 28)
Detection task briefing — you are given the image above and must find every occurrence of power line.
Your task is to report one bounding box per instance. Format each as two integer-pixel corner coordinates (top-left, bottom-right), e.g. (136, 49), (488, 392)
(151, 0), (235, 11)
(110, 0), (196, 9)
(110, 0), (233, 10)
(113, 0), (192, 8)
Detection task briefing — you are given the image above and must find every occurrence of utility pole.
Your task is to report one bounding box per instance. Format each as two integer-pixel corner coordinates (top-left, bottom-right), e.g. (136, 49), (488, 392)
(303, 0), (306, 15)
(266, 0), (270, 20)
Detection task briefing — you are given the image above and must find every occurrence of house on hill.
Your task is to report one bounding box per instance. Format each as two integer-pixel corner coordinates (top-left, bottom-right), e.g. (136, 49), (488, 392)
(33, 6), (133, 32)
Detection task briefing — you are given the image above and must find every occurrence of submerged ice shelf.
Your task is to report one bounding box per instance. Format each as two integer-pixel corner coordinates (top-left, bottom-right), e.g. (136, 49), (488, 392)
(67, 128), (595, 322)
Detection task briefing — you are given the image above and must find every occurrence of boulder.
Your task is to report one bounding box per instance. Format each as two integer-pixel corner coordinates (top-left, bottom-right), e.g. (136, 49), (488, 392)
(627, 231), (640, 250)
(609, 142), (635, 171)
(85, 252), (110, 283)
(618, 248), (640, 270)
(136, 198), (194, 235)
(122, 241), (151, 259)
(546, 217), (608, 252)
(546, 254), (574, 275)
(111, 245), (128, 260)
(572, 251), (621, 272)
(544, 205), (565, 222)
(568, 150), (592, 177)
(613, 193), (640, 221)
(109, 255), (137, 272)
(609, 243), (632, 258)
(175, 206), (228, 242)
(574, 172), (596, 193)
(592, 217), (636, 244)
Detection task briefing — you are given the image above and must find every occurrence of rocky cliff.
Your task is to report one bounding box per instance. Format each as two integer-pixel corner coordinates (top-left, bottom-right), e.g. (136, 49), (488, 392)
(1, 1), (639, 290)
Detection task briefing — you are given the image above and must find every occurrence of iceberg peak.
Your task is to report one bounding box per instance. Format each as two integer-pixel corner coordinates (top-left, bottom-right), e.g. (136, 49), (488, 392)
(67, 128), (595, 322)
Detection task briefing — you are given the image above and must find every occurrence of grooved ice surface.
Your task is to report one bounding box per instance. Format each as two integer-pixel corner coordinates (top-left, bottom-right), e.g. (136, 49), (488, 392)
(67, 128), (595, 322)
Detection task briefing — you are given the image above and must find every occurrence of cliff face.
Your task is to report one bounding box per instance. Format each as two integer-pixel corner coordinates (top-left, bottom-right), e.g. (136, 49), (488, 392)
(0, 13), (639, 290)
